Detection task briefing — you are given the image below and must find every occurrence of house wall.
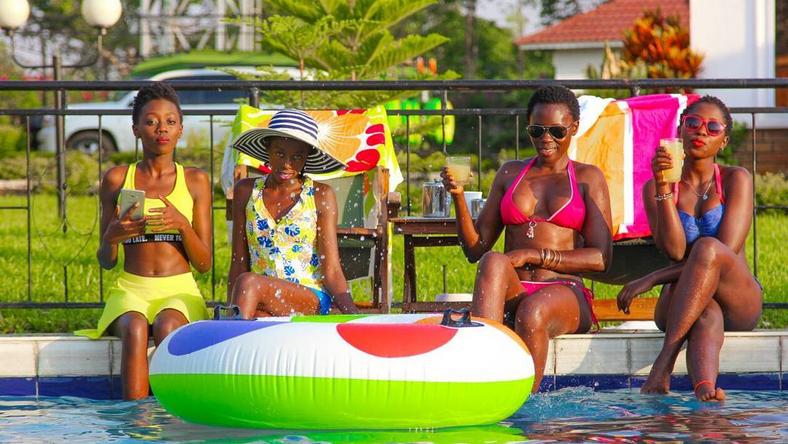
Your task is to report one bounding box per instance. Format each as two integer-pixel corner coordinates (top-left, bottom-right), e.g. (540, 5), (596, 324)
(553, 48), (606, 80)
(691, 0), (782, 128)
(735, 129), (788, 174)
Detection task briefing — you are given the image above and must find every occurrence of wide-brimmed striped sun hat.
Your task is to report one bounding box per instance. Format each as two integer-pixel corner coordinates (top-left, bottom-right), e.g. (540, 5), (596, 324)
(232, 109), (346, 174)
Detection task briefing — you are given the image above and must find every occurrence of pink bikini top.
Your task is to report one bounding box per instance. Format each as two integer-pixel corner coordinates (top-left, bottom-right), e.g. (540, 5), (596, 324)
(500, 158), (586, 232)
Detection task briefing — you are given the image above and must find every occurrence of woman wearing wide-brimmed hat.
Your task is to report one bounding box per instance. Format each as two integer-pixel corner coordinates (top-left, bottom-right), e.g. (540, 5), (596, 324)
(227, 109), (360, 317)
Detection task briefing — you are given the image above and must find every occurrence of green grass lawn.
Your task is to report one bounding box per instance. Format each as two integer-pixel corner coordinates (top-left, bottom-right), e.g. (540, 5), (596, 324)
(0, 193), (785, 332)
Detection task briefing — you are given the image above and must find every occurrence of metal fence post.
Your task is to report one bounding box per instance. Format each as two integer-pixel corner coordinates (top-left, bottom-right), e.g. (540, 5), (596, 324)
(53, 54), (67, 233)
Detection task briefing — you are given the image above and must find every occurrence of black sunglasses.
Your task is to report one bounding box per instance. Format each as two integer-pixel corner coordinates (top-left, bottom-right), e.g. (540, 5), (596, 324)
(526, 124), (573, 140)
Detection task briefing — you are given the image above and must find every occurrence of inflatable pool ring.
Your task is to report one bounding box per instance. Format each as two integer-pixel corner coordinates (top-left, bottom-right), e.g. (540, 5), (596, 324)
(384, 99), (403, 136)
(150, 310), (534, 430)
(400, 98), (424, 146)
(424, 97), (455, 145)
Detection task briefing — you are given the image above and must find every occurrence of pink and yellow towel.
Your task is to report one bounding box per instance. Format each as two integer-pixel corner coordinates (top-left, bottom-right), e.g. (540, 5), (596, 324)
(572, 94), (699, 240)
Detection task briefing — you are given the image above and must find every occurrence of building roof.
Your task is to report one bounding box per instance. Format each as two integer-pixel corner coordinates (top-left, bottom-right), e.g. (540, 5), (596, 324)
(516, 0), (689, 50)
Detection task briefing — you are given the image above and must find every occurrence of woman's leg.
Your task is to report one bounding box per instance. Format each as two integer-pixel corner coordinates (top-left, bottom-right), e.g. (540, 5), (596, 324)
(152, 309), (188, 346)
(231, 272), (320, 318)
(644, 285), (675, 392)
(514, 284), (593, 393)
(642, 237), (762, 394)
(686, 300), (726, 401)
(471, 252), (526, 323)
(109, 312), (150, 400)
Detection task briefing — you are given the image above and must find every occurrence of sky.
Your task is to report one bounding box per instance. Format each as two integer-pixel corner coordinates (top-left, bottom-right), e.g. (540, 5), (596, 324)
(476, 0), (543, 37)
(477, 0), (605, 38)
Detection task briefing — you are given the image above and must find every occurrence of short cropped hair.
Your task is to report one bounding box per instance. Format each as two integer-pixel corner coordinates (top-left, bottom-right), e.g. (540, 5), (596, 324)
(526, 85), (580, 122)
(131, 82), (183, 124)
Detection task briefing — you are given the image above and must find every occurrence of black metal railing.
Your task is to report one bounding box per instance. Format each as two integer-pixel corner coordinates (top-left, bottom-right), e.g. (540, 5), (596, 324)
(0, 79), (785, 310)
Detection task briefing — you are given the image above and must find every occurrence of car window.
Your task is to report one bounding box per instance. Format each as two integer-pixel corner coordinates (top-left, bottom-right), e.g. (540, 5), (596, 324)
(203, 89), (246, 104)
(176, 90), (205, 105)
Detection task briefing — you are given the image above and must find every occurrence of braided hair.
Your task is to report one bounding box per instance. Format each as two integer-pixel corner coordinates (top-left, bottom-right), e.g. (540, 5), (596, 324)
(131, 82), (183, 124)
(526, 85), (580, 122)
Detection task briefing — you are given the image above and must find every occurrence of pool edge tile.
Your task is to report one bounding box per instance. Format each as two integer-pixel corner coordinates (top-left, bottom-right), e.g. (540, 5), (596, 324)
(0, 377), (36, 396)
(555, 374), (631, 390)
(38, 376), (114, 399)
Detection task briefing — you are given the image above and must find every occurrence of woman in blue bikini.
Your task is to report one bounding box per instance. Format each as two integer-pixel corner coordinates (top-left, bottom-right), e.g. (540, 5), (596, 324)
(617, 96), (762, 401)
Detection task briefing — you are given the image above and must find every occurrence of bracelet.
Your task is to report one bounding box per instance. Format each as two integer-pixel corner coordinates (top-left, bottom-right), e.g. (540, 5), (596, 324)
(539, 248), (549, 267)
(654, 192), (673, 202)
(540, 248), (562, 269)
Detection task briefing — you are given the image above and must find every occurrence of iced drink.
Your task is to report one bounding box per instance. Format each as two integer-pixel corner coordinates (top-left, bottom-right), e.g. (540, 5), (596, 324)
(446, 156), (471, 185)
(660, 138), (684, 183)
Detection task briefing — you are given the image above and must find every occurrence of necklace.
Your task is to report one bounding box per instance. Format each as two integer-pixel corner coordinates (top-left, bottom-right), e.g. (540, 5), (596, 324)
(526, 220), (537, 239)
(682, 177), (714, 200)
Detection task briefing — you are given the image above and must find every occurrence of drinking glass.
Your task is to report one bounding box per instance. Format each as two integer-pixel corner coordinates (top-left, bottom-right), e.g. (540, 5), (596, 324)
(446, 156), (471, 186)
(659, 138), (684, 183)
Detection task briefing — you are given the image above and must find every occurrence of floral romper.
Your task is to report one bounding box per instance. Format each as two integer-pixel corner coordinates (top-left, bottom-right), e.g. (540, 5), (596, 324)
(245, 176), (331, 314)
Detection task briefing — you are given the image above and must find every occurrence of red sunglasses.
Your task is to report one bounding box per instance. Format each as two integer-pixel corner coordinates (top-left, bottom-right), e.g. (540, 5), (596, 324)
(682, 114), (726, 136)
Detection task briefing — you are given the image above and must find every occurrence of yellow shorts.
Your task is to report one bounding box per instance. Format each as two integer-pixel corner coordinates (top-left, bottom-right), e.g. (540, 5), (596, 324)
(74, 271), (208, 339)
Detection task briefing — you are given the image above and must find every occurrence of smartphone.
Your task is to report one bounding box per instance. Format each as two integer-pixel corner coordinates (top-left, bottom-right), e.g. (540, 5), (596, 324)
(119, 189), (145, 220)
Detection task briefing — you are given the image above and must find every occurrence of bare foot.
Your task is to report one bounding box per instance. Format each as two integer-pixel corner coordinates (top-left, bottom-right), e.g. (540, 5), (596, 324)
(640, 369), (670, 394)
(640, 350), (678, 394)
(695, 381), (726, 402)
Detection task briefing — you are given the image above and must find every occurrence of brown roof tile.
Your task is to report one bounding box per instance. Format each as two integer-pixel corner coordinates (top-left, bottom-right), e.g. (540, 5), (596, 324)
(516, 0), (689, 48)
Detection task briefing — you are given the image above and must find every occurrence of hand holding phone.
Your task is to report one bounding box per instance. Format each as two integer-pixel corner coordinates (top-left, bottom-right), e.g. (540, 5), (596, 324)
(103, 189), (146, 245)
(119, 189), (145, 221)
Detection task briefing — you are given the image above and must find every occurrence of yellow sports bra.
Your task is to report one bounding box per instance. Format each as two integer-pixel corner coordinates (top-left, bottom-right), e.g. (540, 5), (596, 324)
(119, 162), (193, 244)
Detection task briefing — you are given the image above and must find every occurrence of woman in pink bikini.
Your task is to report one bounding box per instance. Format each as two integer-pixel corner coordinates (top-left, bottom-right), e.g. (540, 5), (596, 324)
(617, 96), (762, 401)
(441, 85), (613, 392)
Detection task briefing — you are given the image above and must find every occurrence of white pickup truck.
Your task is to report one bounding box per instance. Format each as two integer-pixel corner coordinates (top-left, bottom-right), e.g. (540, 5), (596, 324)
(37, 68), (290, 154)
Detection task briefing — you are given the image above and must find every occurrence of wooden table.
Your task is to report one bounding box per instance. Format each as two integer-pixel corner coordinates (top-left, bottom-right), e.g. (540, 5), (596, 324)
(390, 217), (472, 313)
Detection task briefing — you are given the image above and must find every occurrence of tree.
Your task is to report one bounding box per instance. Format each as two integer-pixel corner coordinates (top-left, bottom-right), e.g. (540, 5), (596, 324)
(539, 0), (581, 26)
(621, 7), (703, 79)
(20, 1), (140, 82)
(506, 0), (537, 76)
(464, 0), (477, 78)
(0, 41), (41, 153)
(395, 2), (551, 80)
(585, 7), (702, 97)
(393, 1), (553, 153)
(232, 0), (456, 108)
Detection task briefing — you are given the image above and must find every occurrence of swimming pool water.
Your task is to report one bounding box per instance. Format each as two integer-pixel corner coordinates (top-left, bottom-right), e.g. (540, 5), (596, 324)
(0, 388), (785, 443)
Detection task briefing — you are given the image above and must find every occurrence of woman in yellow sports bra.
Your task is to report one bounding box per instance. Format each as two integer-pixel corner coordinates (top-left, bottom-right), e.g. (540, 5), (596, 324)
(228, 109), (359, 318)
(75, 83), (212, 400)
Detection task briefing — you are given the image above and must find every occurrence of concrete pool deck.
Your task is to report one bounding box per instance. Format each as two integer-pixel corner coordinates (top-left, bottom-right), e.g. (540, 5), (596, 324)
(0, 329), (785, 398)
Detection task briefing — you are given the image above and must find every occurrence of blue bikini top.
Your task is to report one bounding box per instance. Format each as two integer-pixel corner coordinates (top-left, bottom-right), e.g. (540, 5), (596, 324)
(678, 205), (724, 244)
(673, 164), (725, 244)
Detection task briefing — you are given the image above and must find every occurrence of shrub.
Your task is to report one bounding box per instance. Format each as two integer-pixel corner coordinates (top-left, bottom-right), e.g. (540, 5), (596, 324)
(756, 172), (788, 212)
(0, 122), (25, 154)
(0, 152), (101, 194)
(717, 121), (747, 166)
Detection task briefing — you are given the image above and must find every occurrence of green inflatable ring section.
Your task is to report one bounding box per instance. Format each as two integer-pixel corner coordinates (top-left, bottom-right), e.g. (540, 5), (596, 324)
(424, 97), (455, 145)
(150, 373), (533, 430)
